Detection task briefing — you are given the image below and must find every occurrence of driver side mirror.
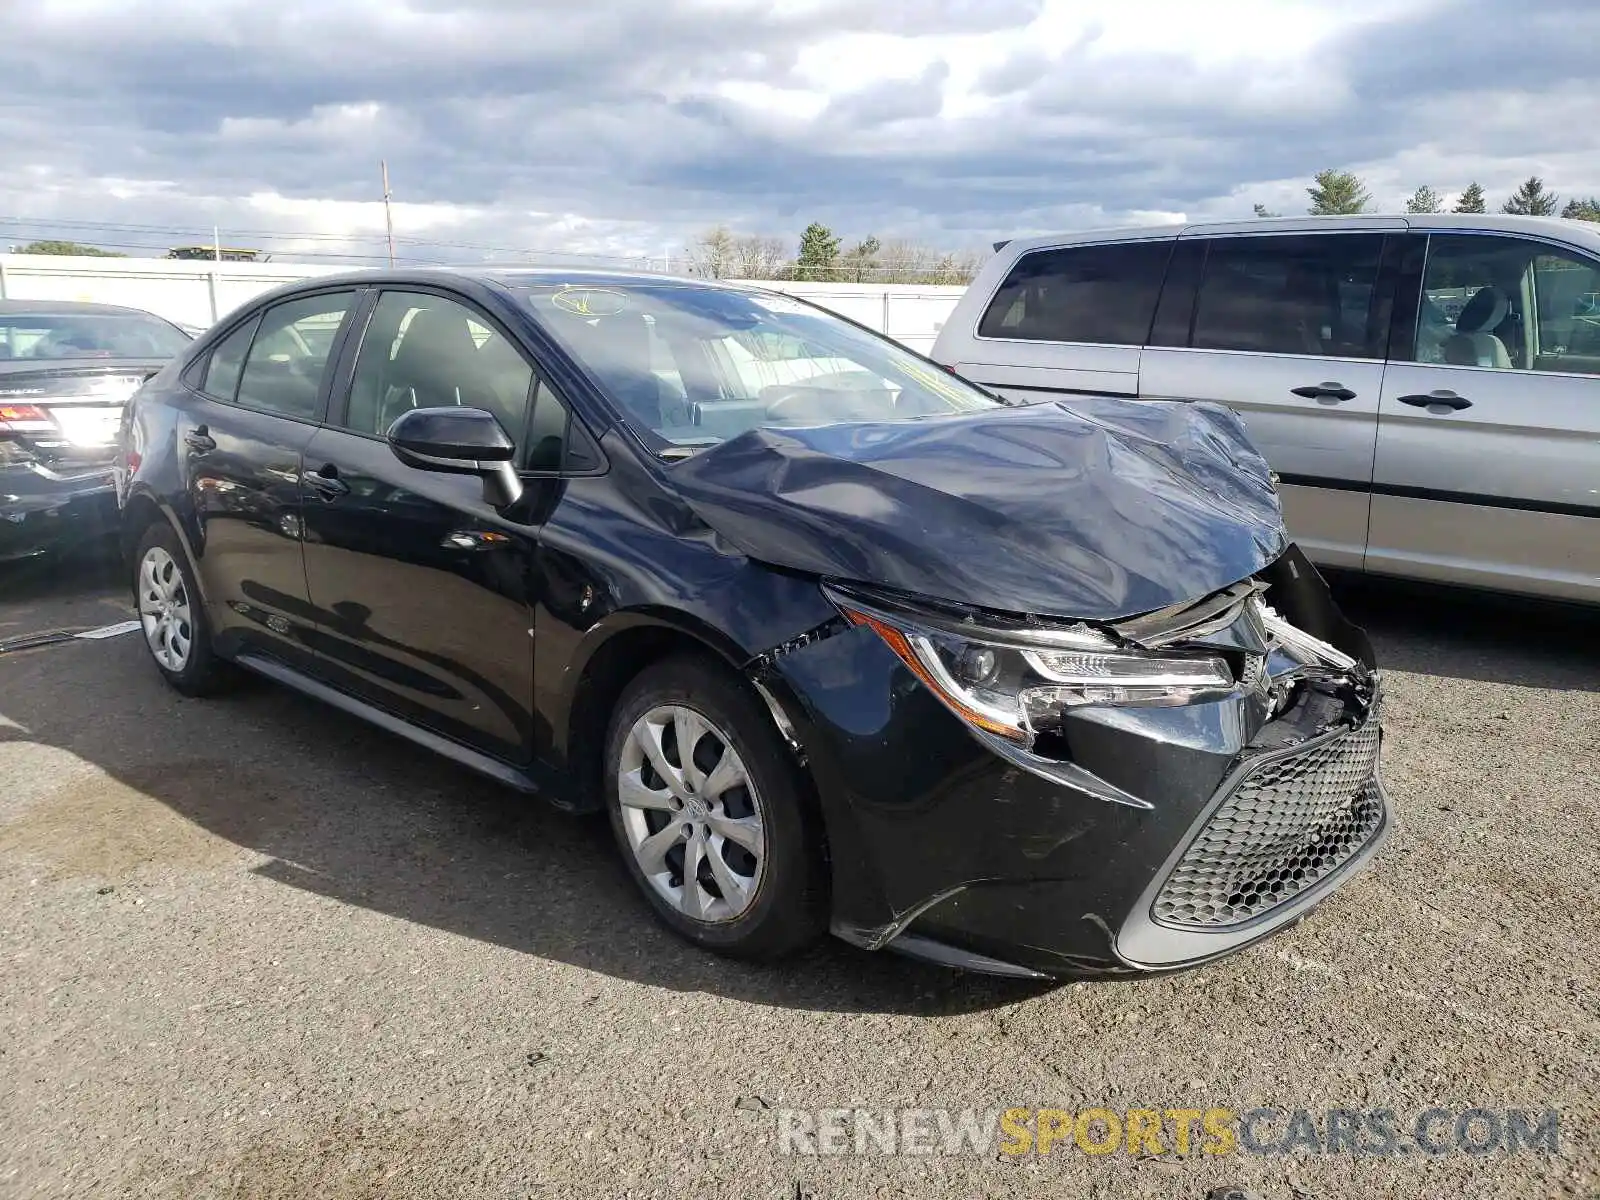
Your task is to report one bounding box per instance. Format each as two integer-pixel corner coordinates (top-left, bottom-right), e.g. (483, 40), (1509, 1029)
(386, 406), (524, 509)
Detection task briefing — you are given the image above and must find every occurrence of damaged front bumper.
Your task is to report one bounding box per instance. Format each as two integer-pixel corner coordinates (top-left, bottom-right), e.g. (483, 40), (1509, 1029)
(754, 546), (1388, 979)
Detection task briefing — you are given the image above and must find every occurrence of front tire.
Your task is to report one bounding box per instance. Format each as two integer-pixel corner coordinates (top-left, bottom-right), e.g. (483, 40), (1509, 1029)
(132, 522), (232, 697)
(604, 655), (826, 960)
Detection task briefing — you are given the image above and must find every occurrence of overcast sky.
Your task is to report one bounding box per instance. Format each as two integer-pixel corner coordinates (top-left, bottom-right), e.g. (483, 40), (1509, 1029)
(2, 0), (1596, 266)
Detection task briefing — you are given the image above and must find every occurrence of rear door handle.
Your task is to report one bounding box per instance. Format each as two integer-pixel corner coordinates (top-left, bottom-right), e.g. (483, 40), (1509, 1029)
(1290, 382), (1357, 402)
(183, 426), (216, 453)
(302, 463), (350, 498)
(1397, 390), (1472, 411)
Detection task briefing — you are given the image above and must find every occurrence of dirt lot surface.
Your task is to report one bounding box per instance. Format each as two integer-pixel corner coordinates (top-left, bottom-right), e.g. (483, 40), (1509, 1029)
(2, 558), (1596, 1198)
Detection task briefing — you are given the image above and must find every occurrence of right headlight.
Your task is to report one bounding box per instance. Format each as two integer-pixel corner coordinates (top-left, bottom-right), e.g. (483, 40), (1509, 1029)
(824, 584), (1236, 743)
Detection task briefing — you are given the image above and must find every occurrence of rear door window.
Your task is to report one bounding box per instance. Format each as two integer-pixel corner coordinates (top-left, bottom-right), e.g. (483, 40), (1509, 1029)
(235, 292), (356, 420)
(199, 315), (261, 402)
(1191, 234), (1386, 359)
(977, 241), (1174, 346)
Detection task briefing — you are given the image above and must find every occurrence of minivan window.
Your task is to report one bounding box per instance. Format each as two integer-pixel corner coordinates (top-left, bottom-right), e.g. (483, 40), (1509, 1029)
(234, 292), (355, 420)
(1191, 234), (1386, 359)
(1415, 234), (1600, 375)
(976, 241), (1173, 346)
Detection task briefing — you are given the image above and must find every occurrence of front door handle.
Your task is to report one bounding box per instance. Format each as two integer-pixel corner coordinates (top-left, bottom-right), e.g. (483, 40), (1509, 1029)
(1397, 390), (1472, 411)
(1290, 382), (1357, 402)
(302, 463), (350, 498)
(183, 425), (216, 453)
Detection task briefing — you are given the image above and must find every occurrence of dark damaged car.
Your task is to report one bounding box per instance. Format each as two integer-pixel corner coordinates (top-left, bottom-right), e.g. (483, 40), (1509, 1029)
(2, 300), (192, 562)
(116, 270), (1387, 979)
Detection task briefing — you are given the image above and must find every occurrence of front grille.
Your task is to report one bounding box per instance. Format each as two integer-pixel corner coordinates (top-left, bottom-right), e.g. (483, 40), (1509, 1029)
(1153, 720), (1383, 929)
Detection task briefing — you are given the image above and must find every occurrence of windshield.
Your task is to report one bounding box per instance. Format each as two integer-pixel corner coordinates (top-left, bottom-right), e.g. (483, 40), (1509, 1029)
(0, 312), (191, 361)
(519, 282), (1001, 451)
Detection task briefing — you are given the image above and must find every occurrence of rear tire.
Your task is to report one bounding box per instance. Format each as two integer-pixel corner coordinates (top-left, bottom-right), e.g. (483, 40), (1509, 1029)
(132, 522), (233, 697)
(604, 655), (826, 960)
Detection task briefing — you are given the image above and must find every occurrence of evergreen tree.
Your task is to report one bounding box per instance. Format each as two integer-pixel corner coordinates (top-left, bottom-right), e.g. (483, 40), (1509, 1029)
(1405, 185), (1444, 214)
(1502, 176), (1559, 216)
(1306, 170), (1371, 215)
(1560, 197), (1600, 222)
(794, 222), (842, 281)
(1453, 182), (1487, 213)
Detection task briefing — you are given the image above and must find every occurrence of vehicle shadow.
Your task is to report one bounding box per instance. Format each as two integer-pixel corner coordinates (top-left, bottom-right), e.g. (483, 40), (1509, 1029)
(0, 631), (1055, 1017)
(1328, 573), (1600, 693)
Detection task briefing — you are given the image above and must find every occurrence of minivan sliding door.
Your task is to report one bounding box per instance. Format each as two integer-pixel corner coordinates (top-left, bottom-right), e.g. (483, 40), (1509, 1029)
(1140, 229), (1401, 570)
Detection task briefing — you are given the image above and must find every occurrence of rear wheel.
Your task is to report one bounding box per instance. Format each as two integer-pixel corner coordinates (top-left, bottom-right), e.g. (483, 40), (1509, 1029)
(133, 522), (233, 697)
(604, 656), (826, 959)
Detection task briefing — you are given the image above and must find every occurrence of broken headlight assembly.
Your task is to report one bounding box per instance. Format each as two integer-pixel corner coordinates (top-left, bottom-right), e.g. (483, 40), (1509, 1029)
(823, 583), (1237, 743)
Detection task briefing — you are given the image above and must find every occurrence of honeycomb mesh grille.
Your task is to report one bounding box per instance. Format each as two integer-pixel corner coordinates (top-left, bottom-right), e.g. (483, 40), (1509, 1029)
(1153, 721), (1383, 929)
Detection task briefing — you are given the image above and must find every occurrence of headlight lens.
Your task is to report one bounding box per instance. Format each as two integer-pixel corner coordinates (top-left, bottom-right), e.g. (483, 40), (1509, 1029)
(829, 588), (1235, 742)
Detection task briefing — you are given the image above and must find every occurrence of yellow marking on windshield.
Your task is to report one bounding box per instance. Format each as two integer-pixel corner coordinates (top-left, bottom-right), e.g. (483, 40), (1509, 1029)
(900, 360), (974, 404)
(551, 287), (630, 317)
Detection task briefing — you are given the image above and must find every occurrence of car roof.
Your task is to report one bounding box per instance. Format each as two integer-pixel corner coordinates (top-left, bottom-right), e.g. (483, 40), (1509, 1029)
(0, 297), (173, 317)
(991, 213), (1600, 257)
(247, 266), (736, 294)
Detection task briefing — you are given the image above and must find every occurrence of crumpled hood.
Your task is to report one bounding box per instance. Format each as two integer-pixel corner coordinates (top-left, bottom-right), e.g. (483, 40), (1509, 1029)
(666, 396), (1287, 621)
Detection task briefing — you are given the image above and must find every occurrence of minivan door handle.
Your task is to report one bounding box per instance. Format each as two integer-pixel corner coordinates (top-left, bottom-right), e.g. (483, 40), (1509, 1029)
(1397, 390), (1472, 411)
(302, 463), (351, 499)
(1290, 382), (1357, 402)
(183, 425), (216, 453)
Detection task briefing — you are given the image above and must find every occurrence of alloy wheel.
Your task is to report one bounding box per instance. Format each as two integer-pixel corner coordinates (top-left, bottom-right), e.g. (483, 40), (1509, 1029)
(138, 546), (193, 672)
(617, 703), (766, 923)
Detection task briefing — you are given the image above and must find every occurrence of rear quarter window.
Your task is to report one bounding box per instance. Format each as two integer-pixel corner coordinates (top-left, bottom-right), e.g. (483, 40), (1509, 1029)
(976, 241), (1174, 346)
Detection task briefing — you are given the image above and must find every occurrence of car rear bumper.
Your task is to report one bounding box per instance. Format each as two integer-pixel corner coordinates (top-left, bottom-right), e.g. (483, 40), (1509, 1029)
(0, 465), (118, 560)
(764, 618), (1387, 981)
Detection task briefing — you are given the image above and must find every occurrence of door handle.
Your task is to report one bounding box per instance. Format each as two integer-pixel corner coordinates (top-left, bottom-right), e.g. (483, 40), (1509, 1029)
(302, 463), (350, 498)
(183, 425), (216, 453)
(1397, 390), (1472, 411)
(1290, 382), (1357, 402)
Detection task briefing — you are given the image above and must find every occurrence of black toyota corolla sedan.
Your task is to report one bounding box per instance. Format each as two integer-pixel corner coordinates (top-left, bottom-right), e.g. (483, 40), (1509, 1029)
(115, 268), (1387, 979)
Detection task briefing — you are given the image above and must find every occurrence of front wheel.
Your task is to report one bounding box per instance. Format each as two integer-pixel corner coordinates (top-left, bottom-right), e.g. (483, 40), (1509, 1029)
(132, 522), (233, 697)
(604, 655), (826, 960)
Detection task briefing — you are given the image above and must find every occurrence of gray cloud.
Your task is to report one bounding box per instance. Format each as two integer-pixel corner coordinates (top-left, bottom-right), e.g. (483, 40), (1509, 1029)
(1, 0), (1596, 266)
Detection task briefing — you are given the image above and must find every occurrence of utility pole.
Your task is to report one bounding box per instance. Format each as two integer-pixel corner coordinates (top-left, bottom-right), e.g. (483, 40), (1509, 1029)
(381, 160), (396, 267)
(213, 225), (221, 263)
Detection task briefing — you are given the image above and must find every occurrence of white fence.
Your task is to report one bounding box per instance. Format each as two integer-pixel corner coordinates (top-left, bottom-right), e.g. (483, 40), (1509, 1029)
(0, 255), (965, 354)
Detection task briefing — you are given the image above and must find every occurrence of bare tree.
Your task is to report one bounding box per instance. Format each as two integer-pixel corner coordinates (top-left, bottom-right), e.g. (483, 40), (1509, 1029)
(689, 226), (736, 278)
(730, 234), (788, 279)
(873, 239), (934, 283)
(843, 236), (881, 282)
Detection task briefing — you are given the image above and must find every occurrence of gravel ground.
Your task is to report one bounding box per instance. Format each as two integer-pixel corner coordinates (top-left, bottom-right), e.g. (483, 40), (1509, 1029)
(1, 558), (1596, 1199)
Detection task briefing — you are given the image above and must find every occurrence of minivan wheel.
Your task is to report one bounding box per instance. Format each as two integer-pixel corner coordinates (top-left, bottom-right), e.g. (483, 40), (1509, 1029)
(604, 656), (826, 960)
(133, 522), (232, 697)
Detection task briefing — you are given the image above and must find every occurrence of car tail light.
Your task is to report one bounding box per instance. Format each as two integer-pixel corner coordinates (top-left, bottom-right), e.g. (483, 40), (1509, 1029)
(0, 403), (53, 433)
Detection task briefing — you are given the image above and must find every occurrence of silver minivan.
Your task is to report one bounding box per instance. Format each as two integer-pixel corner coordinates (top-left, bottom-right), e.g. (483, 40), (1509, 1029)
(932, 214), (1600, 605)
